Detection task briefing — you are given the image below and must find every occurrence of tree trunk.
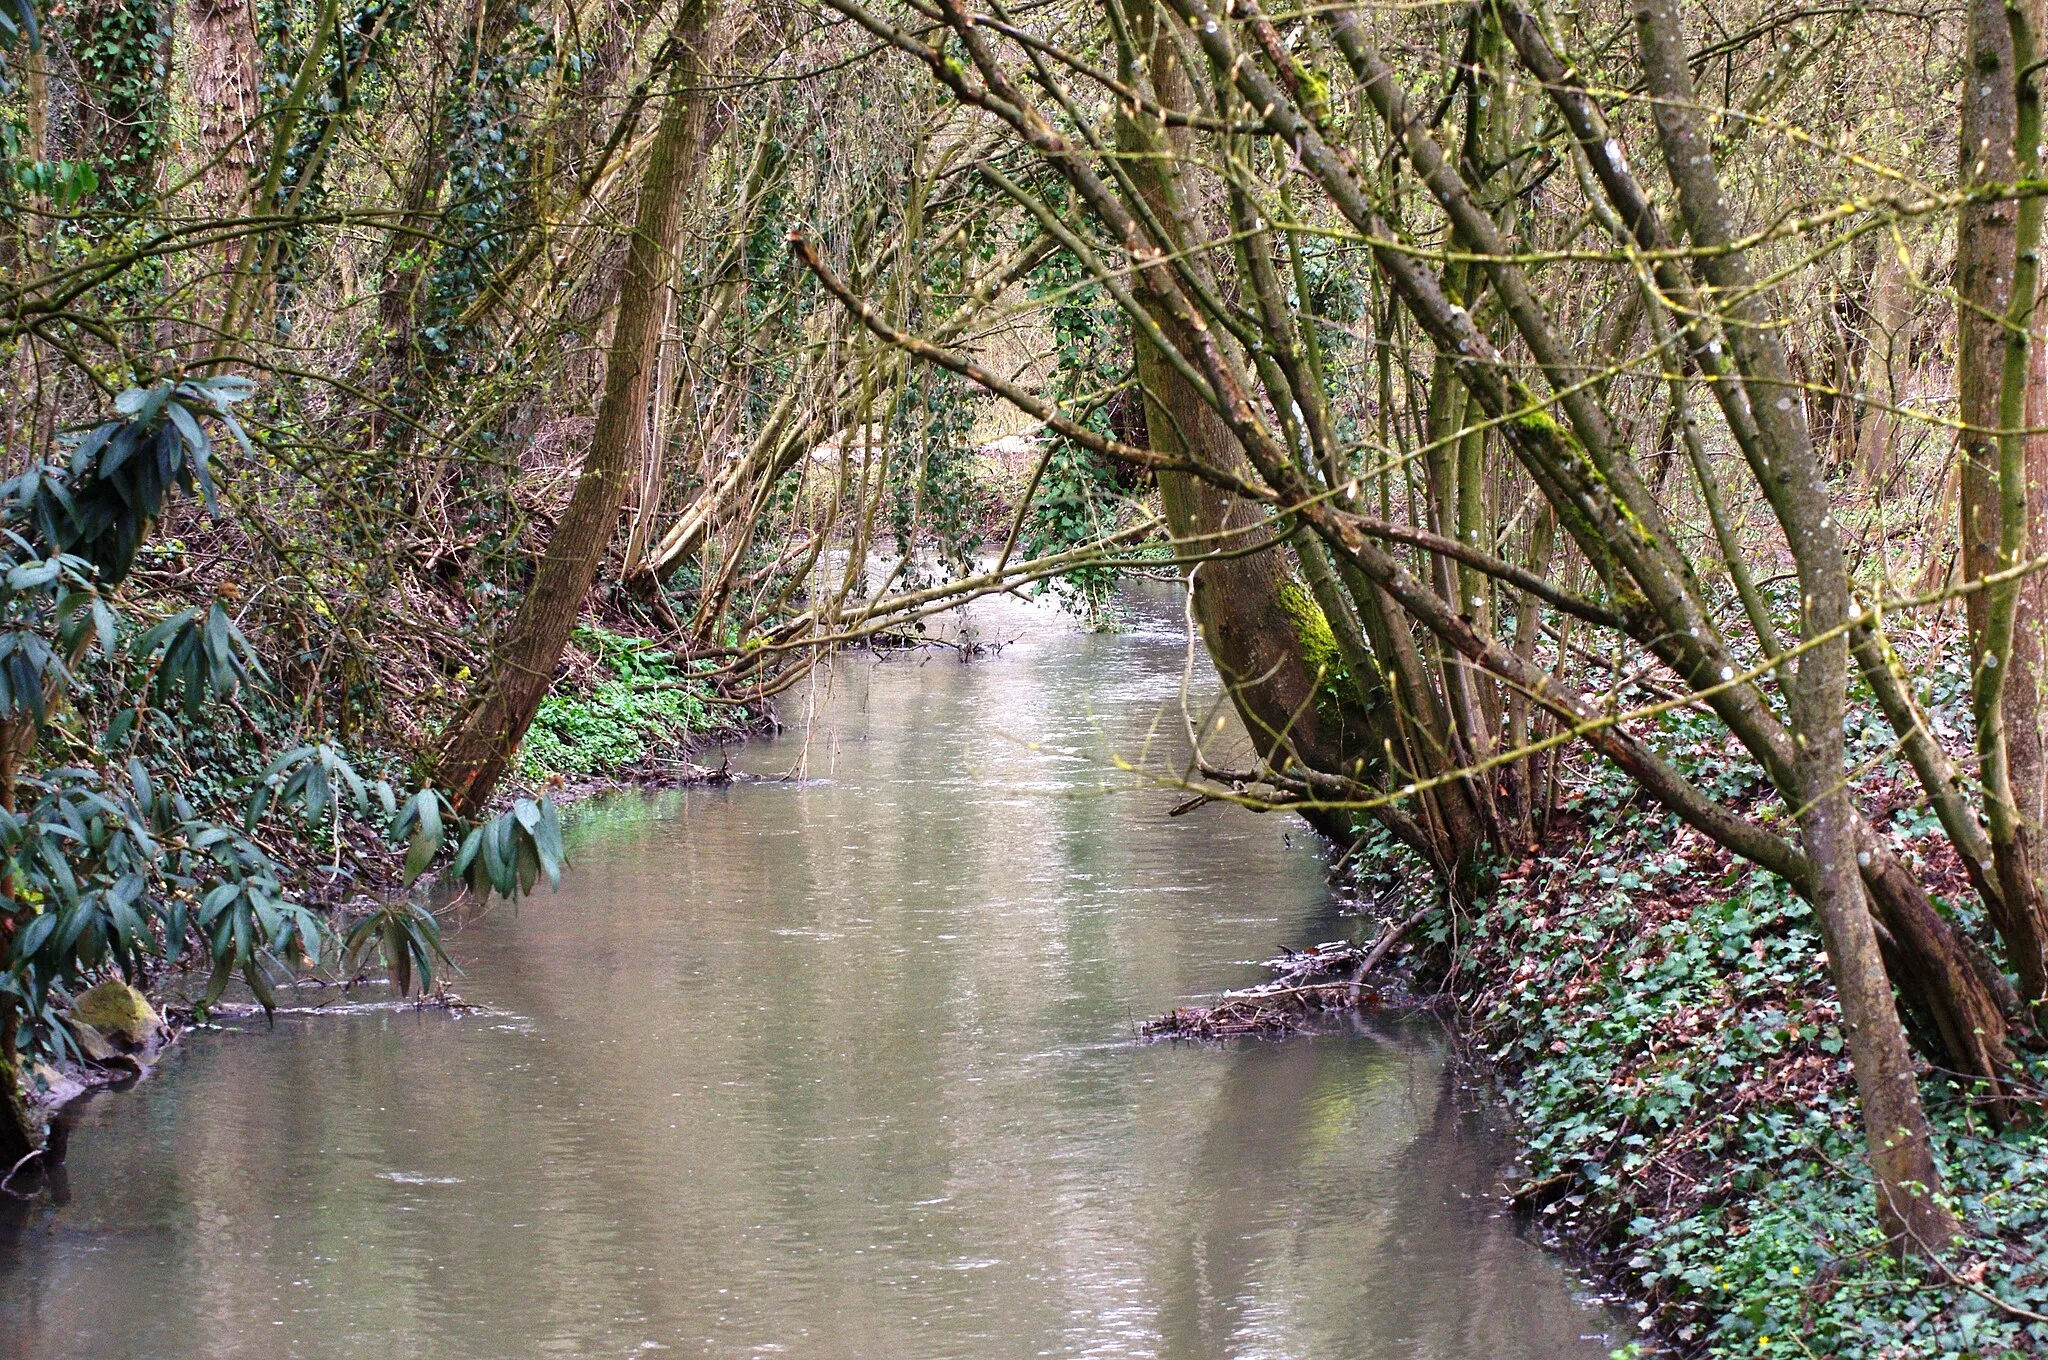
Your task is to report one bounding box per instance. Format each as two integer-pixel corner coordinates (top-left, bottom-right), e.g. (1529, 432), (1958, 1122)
(1136, 332), (1344, 775)
(1851, 243), (1915, 488)
(181, 0), (264, 355)
(1960, 0), (2048, 1011)
(1114, 4), (1371, 848)
(431, 0), (717, 815)
(0, 1010), (37, 1170)
(1859, 834), (2016, 1126)
(1802, 784), (1963, 1252)
(184, 0), (262, 231)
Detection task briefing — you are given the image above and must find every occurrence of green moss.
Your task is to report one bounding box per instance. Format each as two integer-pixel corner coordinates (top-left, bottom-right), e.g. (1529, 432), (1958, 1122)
(1509, 405), (1663, 551)
(1294, 64), (1333, 117)
(69, 980), (159, 1047)
(1510, 408), (1569, 440)
(1276, 580), (1361, 722)
(1277, 580), (1340, 671)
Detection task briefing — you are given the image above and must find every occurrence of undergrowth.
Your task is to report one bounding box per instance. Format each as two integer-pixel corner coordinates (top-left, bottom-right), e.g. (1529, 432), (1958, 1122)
(515, 625), (747, 781)
(1356, 687), (2048, 1359)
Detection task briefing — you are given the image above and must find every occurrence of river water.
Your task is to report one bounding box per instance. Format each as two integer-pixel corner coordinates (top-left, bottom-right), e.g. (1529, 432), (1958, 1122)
(0, 585), (1620, 1359)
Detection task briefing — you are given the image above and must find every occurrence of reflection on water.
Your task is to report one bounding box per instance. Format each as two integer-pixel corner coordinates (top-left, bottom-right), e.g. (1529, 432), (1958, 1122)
(0, 584), (1618, 1358)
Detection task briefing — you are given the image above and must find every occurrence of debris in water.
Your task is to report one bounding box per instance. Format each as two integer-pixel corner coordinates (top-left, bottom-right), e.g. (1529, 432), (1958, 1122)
(202, 990), (481, 1020)
(1142, 940), (1387, 1039)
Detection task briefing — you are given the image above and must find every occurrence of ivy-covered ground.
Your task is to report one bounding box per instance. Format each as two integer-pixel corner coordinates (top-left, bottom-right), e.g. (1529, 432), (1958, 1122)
(1359, 694), (2048, 1359)
(512, 624), (756, 788)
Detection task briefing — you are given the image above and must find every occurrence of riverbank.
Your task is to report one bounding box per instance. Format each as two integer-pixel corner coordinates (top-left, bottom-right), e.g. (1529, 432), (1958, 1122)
(1147, 683), (2048, 1356)
(29, 589), (2045, 1357)
(1344, 731), (2048, 1357)
(12, 617), (772, 1156)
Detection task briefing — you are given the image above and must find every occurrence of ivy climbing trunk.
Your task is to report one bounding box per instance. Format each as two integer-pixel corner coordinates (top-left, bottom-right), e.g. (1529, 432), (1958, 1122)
(431, 0), (716, 816)
(61, 0), (171, 213)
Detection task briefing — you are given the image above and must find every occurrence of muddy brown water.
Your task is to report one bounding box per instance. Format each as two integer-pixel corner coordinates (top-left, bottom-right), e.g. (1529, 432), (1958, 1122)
(0, 584), (1622, 1358)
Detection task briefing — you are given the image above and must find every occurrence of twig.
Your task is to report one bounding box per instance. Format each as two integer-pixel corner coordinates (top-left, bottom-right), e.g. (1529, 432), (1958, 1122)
(0, 1147), (45, 1194)
(1357, 905), (1434, 979)
(1927, 1257), (2048, 1325)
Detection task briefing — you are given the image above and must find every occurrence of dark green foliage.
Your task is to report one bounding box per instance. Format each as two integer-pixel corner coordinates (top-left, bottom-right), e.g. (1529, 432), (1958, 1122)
(260, 0), (417, 207)
(135, 604), (260, 718)
(451, 794), (561, 904)
(886, 366), (986, 583)
(11, 158), (96, 209)
(0, 377), (563, 1078)
(258, 0), (419, 309)
(415, 4), (554, 357)
(342, 899), (448, 997)
(0, 0), (36, 72)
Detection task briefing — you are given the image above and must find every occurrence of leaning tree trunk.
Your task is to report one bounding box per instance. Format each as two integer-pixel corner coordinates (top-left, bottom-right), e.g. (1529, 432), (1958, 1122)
(432, 1), (716, 815)
(1633, 0), (1959, 1253)
(1114, 4), (1388, 850)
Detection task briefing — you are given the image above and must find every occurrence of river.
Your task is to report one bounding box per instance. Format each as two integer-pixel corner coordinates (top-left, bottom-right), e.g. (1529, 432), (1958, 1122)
(0, 584), (1621, 1358)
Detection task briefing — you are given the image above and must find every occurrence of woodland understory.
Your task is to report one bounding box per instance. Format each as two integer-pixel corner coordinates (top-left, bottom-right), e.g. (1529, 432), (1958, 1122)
(1360, 654), (2048, 1359)
(6, 0), (2048, 1352)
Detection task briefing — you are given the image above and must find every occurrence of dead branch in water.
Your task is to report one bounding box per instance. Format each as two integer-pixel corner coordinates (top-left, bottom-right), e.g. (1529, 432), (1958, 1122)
(1142, 910), (1432, 1040)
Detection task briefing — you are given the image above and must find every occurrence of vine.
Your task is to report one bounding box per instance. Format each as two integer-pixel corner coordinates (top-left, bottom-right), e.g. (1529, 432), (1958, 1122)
(56, 0), (169, 213)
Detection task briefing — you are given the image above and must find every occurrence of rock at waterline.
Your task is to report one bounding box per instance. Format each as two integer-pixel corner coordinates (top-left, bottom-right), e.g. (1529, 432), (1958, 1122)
(69, 980), (162, 1050)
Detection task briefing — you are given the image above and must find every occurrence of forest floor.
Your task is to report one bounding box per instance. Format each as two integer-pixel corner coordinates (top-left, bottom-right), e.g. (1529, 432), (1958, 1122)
(1335, 698), (2048, 1360)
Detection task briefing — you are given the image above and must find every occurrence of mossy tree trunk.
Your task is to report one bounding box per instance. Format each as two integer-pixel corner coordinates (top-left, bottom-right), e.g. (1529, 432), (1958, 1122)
(1111, 3), (1425, 855)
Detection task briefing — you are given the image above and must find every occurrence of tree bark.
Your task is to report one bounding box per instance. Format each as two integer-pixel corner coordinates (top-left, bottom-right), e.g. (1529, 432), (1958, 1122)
(178, 0), (263, 355)
(431, 0), (717, 815)
(1960, 0), (2048, 1011)
(1114, 4), (1374, 848)
(0, 1014), (36, 1170)
(184, 0), (261, 224)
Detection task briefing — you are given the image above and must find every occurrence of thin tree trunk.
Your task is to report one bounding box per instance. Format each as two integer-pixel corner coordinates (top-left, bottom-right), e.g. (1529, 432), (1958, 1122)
(431, 0), (717, 815)
(1851, 243), (1914, 488)
(0, 1010), (36, 1169)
